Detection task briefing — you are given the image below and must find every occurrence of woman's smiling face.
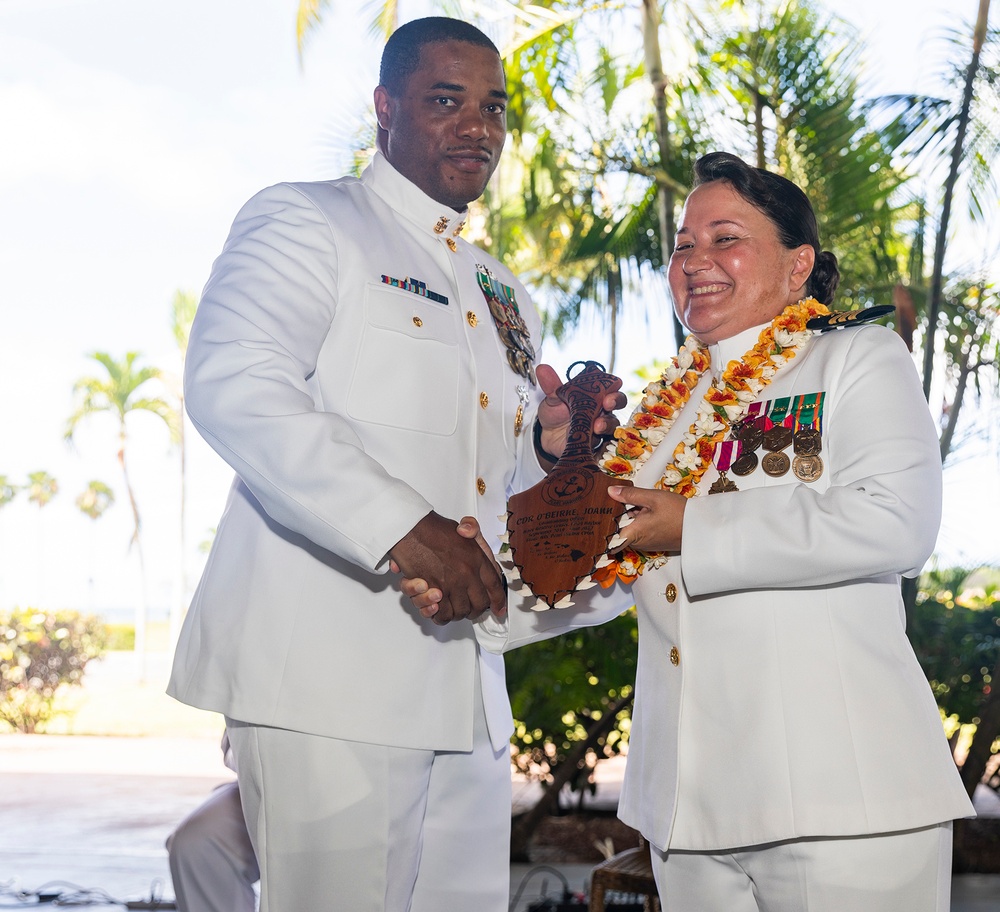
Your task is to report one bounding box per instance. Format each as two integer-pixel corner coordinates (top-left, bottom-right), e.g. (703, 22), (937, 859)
(668, 180), (814, 345)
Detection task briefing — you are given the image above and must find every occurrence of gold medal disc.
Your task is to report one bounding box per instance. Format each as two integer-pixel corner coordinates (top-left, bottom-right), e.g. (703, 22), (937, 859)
(761, 451), (790, 477)
(792, 453), (824, 482)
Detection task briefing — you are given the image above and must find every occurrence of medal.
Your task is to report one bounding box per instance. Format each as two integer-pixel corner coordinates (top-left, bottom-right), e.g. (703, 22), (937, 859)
(709, 440), (740, 494)
(731, 451), (758, 476)
(793, 427), (822, 455)
(514, 385), (529, 437)
(793, 453), (824, 482)
(763, 424), (793, 452)
(737, 421), (764, 453)
(476, 265), (536, 385)
(708, 474), (739, 494)
(762, 451), (790, 476)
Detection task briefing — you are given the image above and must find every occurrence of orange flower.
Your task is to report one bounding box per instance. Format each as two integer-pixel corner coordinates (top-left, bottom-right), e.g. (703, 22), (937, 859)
(633, 412), (663, 429)
(591, 563), (619, 588)
(705, 387), (739, 408)
(603, 456), (633, 476)
(696, 436), (717, 463)
(674, 477), (697, 498)
(647, 400), (675, 418)
(726, 360), (757, 381)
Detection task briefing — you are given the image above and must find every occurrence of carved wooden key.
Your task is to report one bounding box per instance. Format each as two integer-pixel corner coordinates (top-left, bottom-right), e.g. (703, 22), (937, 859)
(505, 361), (631, 609)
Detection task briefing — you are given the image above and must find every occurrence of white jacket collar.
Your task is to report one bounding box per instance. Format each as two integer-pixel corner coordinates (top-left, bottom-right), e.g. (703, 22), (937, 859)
(708, 323), (768, 376)
(363, 151), (468, 242)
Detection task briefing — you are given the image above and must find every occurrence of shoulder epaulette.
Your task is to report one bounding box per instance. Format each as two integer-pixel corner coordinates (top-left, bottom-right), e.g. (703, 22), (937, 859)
(806, 305), (894, 332)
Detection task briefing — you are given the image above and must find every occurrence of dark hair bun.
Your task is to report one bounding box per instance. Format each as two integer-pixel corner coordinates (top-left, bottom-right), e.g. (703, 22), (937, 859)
(808, 250), (840, 305)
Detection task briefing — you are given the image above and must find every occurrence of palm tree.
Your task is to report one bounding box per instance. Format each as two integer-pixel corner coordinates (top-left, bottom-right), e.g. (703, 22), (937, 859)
(26, 471), (58, 605)
(169, 290), (198, 645)
(26, 471), (58, 508)
(490, 0), (913, 365)
(296, 0), (399, 55)
(920, 0), (993, 400)
(75, 480), (115, 521)
(0, 475), (19, 511)
(65, 352), (176, 675)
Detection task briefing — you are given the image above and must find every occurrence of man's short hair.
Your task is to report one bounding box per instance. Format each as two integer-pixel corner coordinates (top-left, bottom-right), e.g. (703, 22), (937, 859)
(379, 17), (501, 96)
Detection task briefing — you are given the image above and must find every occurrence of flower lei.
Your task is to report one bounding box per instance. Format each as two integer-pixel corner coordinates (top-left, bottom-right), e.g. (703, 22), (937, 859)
(590, 297), (830, 587)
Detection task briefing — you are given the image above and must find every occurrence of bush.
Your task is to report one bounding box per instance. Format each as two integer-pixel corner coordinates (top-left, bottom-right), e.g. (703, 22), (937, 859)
(0, 608), (108, 733)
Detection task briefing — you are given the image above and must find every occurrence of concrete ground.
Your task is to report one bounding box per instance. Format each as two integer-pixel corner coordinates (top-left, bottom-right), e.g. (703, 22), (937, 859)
(2, 733), (999, 911)
(1, 651), (998, 910)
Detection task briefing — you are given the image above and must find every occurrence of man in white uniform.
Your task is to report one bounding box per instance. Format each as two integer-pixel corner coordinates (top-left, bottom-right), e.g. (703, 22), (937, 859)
(167, 16), (622, 912)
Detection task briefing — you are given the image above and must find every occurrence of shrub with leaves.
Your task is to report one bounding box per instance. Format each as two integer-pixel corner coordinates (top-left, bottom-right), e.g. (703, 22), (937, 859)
(0, 608), (108, 733)
(908, 568), (1000, 725)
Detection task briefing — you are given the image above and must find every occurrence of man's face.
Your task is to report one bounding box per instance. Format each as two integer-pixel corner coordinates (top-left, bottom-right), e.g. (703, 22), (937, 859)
(374, 39), (507, 211)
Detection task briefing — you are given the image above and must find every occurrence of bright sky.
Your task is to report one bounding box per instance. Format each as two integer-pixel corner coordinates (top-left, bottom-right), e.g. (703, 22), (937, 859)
(0, 0), (995, 623)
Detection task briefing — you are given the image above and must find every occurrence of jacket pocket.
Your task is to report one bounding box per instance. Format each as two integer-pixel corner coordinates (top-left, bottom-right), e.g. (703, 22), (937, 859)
(346, 284), (459, 435)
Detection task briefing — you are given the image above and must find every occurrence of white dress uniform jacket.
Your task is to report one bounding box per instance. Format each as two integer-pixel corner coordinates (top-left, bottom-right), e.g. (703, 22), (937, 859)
(168, 151), (546, 753)
(483, 320), (974, 852)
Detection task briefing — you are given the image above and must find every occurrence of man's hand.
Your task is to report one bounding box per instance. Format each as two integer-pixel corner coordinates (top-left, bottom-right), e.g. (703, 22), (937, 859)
(392, 517), (495, 621)
(534, 363), (626, 466)
(608, 485), (687, 553)
(389, 512), (505, 625)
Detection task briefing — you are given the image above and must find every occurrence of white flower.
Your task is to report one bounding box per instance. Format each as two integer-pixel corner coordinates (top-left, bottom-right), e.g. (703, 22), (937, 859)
(662, 467), (683, 486)
(645, 427), (668, 446)
(619, 557), (638, 575)
(676, 347), (694, 371)
(676, 447), (699, 470)
(649, 555), (669, 570)
(723, 404), (743, 421)
(695, 413), (723, 435)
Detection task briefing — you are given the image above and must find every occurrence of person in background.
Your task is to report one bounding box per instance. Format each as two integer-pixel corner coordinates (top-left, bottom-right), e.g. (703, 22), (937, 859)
(403, 151), (975, 912)
(166, 16), (622, 912)
(166, 732), (258, 912)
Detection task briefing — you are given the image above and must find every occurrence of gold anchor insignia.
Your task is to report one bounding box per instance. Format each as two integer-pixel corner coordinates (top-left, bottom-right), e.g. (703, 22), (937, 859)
(452, 220), (466, 236)
(433, 216), (449, 234)
(446, 238), (458, 252)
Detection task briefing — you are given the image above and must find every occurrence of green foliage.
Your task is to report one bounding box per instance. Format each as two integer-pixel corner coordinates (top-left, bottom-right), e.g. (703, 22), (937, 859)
(908, 567), (1000, 725)
(506, 609), (637, 796)
(0, 608), (108, 733)
(103, 624), (135, 652)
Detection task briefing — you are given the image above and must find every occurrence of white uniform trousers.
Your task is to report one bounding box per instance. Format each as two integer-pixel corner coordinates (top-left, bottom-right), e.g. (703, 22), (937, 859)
(166, 779), (259, 912)
(651, 823), (953, 912)
(225, 672), (511, 912)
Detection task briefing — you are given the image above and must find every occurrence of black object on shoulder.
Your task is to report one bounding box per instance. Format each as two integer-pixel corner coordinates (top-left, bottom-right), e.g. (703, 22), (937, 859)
(806, 304), (895, 332)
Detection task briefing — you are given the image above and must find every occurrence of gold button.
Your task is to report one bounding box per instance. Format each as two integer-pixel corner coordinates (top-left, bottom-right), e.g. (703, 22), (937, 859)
(466, 311), (478, 327)
(479, 392), (489, 409)
(665, 583), (677, 602)
(669, 646), (680, 666)
(412, 316), (423, 327)
(476, 477), (487, 495)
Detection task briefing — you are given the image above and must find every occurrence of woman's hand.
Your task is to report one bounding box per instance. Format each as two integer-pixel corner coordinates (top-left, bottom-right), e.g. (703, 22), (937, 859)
(608, 485), (688, 553)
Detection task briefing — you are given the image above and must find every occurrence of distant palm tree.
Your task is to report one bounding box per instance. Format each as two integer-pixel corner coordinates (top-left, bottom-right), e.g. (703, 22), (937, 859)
(75, 480), (115, 521)
(26, 471), (58, 605)
(65, 352), (176, 673)
(168, 290), (198, 645)
(0, 475), (19, 511)
(296, 0), (398, 54)
(26, 471), (58, 508)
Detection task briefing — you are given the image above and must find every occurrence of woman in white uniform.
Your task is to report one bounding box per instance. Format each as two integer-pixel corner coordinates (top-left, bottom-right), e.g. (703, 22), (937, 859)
(403, 151), (974, 911)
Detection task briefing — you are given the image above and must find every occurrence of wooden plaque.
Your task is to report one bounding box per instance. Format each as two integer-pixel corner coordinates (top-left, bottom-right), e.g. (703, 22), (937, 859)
(506, 362), (631, 608)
